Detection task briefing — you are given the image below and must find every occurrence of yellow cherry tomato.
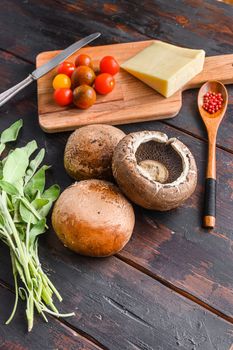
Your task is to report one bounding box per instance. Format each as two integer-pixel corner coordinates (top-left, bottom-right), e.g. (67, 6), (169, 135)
(52, 74), (71, 89)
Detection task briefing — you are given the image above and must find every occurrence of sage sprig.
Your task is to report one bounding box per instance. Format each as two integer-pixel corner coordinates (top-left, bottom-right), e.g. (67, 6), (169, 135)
(0, 120), (74, 331)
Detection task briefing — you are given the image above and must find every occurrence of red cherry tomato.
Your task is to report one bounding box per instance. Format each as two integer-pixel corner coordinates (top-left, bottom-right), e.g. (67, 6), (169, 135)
(99, 56), (119, 75)
(57, 61), (75, 77)
(94, 73), (115, 95)
(53, 88), (73, 106)
(75, 54), (92, 68)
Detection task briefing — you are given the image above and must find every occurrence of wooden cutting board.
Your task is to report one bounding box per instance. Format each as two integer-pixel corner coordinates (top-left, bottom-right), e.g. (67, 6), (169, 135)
(36, 40), (233, 133)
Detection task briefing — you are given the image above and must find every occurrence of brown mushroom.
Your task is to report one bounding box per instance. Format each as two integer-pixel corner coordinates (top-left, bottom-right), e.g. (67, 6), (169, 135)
(64, 124), (125, 181)
(112, 131), (197, 211)
(52, 180), (135, 257)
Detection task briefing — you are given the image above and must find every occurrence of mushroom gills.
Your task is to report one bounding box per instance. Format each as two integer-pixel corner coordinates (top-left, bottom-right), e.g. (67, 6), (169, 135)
(138, 159), (169, 183)
(135, 140), (183, 183)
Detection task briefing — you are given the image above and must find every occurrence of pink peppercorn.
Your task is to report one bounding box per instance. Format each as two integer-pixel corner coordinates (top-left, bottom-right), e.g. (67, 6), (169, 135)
(202, 91), (223, 114)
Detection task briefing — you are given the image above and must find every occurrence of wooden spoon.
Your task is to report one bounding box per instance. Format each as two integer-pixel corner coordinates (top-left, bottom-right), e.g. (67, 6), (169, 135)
(198, 81), (228, 229)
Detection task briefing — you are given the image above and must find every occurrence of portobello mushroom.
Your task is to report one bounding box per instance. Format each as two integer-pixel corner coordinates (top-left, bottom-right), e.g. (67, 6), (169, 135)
(64, 124), (125, 181)
(112, 130), (197, 211)
(52, 180), (135, 257)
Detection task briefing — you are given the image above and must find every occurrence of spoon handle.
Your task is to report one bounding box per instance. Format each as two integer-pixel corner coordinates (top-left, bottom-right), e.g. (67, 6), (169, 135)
(203, 178), (216, 228)
(203, 137), (216, 228)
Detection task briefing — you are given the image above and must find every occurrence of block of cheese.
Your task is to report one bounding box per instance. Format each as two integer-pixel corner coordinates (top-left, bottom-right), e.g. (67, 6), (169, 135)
(121, 41), (205, 98)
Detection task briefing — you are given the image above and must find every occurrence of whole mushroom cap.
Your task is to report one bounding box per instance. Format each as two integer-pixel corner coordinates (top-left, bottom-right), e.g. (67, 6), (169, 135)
(112, 131), (197, 211)
(64, 124), (125, 181)
(52, 180), (135, 257)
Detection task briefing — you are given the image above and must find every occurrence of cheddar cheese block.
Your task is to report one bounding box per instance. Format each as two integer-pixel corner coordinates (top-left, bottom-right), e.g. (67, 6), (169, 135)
(121, 41), (205, 97)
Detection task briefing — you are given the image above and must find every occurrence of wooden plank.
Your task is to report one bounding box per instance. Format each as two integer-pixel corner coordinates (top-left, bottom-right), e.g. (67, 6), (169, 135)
(0, 283), (102, 350)
(1, 18), (233, 350)
(1, 0), (233, 147)
(1, 0), (233, 61)
(36, 45), (233, 133)
(38, 118), (233, 320)
(165, 86), (233, 153)
(1, 50), (233, 321)
(119, 121), (233, 319)
(0, 243), (232, 350)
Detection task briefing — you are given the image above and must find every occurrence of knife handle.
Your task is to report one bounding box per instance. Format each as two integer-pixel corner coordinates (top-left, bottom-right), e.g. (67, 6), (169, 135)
(0, 75), (34, 107)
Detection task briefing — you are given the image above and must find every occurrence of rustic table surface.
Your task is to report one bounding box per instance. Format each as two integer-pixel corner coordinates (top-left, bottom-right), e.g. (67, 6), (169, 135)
(1, 1), (233, 349)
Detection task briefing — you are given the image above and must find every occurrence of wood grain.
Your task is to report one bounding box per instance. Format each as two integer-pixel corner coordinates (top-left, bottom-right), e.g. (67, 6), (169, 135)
(1, 49), (233, 339)
(1, 0), (233, 348)
(1, 0), (233, 60)
(119, 122), (233, 319)
(0, 283), (102, 350)
(0, 243), (232, 350)
(1, 0), (233, 148)
(36, 42), (233, 133)
(166, 85), (233, 153)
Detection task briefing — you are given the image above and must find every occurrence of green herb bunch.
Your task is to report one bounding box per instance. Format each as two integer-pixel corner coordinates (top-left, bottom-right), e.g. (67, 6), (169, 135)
(0, 120), (74, 331)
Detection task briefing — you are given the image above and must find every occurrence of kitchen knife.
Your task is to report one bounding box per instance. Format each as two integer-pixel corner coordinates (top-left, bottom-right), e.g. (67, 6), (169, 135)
(0, 32), (101, 107)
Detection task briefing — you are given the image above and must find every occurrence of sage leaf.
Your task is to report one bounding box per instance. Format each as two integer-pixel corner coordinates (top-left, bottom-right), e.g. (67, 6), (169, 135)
(15, 223), (26, 241)
(3, 148), (29, 184)
(39, 184), (60, 217)
(0, 119), (23, 144)
(24, 165), (50, 198)
(31, 198), (49, 211)
(22, 141), (37, 158)
(19, 201), (38, 225)
(0, 121), (73, 330)
(42, 184), (60, 201)
(0, 180), (19, 196)
(39, 201), (55, 218)
(14, 178), (24, 196)
(24, 149), (45, 186)
(29, 219), (46, 247)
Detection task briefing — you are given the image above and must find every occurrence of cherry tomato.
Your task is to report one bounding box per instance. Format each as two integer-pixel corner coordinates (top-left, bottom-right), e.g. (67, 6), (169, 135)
(53, 74), (71, 89)
(99, 56), (119, 75)
(75, 54), (92, 68)
(73, 85), (96, 109)
(57, 61), (75, 77)
(53, 88), (73, 106)
(71, 66), (96, 88)
(94, 73), (115, 95)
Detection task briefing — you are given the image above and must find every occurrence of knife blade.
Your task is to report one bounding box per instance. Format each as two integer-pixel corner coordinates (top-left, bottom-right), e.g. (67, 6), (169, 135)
(32, 32), (101, 79)
(0, 32), (101, 107)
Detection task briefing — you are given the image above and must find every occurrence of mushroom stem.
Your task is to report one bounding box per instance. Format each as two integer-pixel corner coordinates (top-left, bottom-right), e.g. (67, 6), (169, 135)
(138, 160), (169, 183)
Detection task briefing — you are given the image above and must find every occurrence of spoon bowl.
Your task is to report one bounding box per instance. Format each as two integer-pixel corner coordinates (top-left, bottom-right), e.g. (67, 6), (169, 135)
(198, 80), (228, 125)
(198, 81), (228, 229)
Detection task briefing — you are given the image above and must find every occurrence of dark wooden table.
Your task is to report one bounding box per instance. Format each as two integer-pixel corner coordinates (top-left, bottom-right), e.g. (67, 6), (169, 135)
(1, 1), (233, 349)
